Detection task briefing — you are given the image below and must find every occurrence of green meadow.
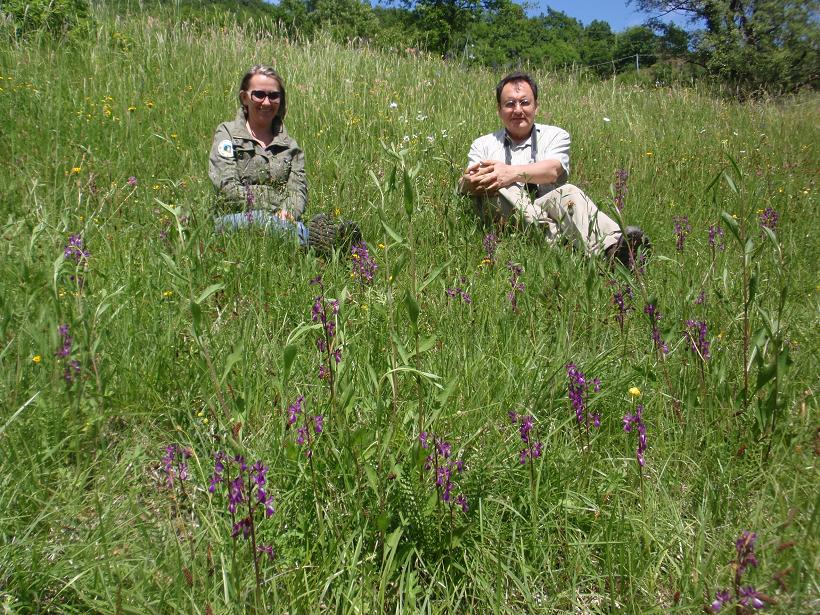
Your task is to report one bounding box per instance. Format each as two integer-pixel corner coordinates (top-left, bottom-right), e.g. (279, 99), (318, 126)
(0, 10), (817, 614)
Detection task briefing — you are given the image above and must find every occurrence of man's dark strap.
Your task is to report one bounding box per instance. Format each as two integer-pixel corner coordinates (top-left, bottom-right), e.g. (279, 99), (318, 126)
(504, 127), (537, 166)
(505, 128), (542, 199)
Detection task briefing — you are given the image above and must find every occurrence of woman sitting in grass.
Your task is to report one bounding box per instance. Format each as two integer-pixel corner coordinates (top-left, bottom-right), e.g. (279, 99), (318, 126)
(208, 64), (359, 254)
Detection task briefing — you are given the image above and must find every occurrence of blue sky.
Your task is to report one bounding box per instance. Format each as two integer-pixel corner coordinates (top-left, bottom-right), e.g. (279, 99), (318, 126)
(527, 1), (693, 32)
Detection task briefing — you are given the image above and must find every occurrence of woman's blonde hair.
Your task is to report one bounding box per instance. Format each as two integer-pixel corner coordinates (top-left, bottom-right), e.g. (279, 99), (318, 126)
(239, 64), (287, 128)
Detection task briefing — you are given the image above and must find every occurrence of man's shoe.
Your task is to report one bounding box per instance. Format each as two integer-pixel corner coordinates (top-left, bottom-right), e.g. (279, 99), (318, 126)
(606, 226), (652, 270)
(307, 214), (362, 256)
(337, 220), (362, 248)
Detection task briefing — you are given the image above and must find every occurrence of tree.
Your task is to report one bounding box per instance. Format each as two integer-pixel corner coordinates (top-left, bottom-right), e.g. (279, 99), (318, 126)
(272, 0), (312, 33)
(309, 0), (378, 41)
(467, 0), (535, 67)
(615, 26), (659, 70)
(629, 0), (820, 92)
(530, 9), (583, 69)
(653, 22), (690, 57)
(538, 7), (584, 44)
(582, 20), (616, 75)
(404, 1), (488, 55)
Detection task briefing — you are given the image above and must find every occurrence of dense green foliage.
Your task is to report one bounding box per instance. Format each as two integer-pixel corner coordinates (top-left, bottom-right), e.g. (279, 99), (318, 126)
(0, 8), (818, 614)
(631, 0), (820, 93)
(1, 0), (93, 38)
(39, 0), (814, 93)
(101, 0), (690, 75)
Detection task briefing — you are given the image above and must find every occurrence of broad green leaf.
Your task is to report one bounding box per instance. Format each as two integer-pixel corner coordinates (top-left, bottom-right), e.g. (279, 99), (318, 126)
(366, 362), (380, 392)
(390, 331), (410, 365)
(285, 321), (323, 346)
(338, 286), (350, 310)
(190, 301), (202, 338)
(220, 343), (244, 386)
(727, 154), (743, 181)
(777, 346), (792, 378)
(747, 268), (757, 307)
(720, 211), (740, 243)
(391, 252), (408, 281)
(281, 344), (297, 386)
(52, 253), (64, 298)
(368, 169), (385, 199)
(195, 283), (224, 305)
(402, 169), (414, 219)
(435, 376), (458, 406)
(722, 171), (738, 194)
(417, 335), (437, 354)
(760, 225), (782, 259)
(755, 359), (777, 394)
(379, 424), (394, 461)
(380, 366), (442, 388)
(29, 220), (45, 254)
(380, 218), (405, 244)
(364, 465), (380, 494)
(418, 257), (453, 293)
(705, 170), (722, 194)
(387, 165), (397, 192)
(0, 392), (39, 437)
(404, 291), (419, 328)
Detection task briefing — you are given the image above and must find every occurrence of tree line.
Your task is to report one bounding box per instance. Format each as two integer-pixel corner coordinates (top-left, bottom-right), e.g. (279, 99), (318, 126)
(4, 0), (818, 94)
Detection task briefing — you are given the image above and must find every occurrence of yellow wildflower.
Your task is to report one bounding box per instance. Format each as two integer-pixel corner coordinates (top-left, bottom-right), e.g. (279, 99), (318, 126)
(377, 243), (385, 249)
(127, 105), (136, 112)
(71, 166), (82, 174)
(644, 151), (653, 157)
(145, 100), (154, 109)
(32, 355), (42, 364)
(629, 386), (641, 398)
(162, 290), (173, 298)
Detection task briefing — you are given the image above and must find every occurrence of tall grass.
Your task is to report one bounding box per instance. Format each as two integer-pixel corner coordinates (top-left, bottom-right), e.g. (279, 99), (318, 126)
(0, 11), (817, 614)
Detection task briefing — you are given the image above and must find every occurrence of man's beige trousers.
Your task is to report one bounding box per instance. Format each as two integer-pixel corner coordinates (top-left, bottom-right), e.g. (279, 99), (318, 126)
(474, 183), (622, 255)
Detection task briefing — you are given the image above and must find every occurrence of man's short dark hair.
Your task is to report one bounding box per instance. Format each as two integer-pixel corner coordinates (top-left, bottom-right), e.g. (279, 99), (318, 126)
(495, 72), (538, 105)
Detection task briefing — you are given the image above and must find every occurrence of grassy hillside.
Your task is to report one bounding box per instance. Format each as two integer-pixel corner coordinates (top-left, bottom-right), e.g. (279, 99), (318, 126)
(0, 10), (817, 614)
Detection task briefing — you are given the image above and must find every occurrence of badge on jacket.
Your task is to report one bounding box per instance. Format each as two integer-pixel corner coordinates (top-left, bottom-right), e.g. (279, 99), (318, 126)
(217, 139), (234, 159)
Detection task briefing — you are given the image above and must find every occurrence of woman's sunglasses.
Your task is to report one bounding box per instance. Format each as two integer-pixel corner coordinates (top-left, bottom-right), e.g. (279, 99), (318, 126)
(249, 90), (282, 102)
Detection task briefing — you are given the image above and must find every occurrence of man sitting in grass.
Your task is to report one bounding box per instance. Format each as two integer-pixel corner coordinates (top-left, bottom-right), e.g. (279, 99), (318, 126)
(459, 71), (650, 268)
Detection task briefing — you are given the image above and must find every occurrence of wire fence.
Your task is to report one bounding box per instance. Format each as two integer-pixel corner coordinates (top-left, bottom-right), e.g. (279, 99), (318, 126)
(582, 53), (657, 70)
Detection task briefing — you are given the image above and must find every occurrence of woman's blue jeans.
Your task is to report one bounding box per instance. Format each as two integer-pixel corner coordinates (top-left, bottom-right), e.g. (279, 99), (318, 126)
(214, 210), (308, 245)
